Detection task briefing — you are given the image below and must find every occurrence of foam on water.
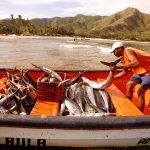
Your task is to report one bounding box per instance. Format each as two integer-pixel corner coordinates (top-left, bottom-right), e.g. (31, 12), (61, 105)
(60, 44), (92, 48)
(97, 46), (112, 54)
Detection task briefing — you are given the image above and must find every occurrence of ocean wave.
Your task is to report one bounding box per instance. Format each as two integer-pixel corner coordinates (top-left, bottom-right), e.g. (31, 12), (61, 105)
(97, 46), (112, 54)
(60, 44), (92, 48)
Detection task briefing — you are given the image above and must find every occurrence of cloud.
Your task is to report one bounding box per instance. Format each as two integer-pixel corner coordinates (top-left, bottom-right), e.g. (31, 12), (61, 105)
(0, 0), (150, 19)
(7, 0), (55, 5)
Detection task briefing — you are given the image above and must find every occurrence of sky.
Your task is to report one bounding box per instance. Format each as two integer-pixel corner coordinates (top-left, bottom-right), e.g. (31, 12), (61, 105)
(0, 0), (150, 19)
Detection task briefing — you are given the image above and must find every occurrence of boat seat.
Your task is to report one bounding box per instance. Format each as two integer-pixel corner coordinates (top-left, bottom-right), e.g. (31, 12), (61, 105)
(30, 100), (60, 116)
(132, 84), (150, 115)
(97, 79), (143, 116)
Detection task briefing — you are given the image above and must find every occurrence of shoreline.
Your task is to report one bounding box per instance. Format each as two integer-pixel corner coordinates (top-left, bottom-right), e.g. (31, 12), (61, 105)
(0, 35), (150, 44)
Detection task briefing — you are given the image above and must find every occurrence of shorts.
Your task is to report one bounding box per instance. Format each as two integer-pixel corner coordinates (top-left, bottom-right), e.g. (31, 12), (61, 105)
(130, 74), (150, 89)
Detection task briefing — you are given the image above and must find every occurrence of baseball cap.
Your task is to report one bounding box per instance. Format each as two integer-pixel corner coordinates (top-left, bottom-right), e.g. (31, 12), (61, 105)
(110, 42), (124, 53)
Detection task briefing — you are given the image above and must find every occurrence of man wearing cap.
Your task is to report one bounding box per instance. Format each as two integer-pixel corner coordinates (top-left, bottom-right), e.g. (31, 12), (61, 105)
(110, 41), (150, 112)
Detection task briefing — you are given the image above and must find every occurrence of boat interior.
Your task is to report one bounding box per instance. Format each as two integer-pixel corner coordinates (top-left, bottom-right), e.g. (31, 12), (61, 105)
(0, 69), (149, 117)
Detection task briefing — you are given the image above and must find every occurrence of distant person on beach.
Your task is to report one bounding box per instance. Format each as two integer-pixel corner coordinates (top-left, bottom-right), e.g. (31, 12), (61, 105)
(74, 38), (77, 41)
(73, 38), (78, 44)
(110, 41), (150, 112)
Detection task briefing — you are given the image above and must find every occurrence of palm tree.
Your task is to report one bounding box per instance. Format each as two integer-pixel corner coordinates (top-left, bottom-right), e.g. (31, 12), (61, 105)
(11, 14), (14, 20)
(17, 14), (23, 35)
(18, 15), (22, 20)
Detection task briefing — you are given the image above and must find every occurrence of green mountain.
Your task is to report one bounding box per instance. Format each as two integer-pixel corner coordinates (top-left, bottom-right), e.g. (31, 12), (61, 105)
(31, 14), (104, 35)
(90, 7), (150, 40)
(30, 7), (150, 41)
(1, 7), (150, 41)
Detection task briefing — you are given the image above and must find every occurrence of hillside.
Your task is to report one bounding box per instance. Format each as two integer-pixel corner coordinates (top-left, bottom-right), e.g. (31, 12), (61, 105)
(85, 7), (150, 40)
(0, 7), (150, 41)
(30, 7), (150, 41)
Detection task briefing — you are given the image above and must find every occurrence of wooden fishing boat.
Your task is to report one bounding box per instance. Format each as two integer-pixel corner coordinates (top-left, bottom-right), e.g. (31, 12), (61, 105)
(0, 69), (150, 148)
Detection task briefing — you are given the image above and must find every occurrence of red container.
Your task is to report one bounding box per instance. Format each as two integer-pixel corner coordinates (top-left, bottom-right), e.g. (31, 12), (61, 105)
(37, 72), (66, 102)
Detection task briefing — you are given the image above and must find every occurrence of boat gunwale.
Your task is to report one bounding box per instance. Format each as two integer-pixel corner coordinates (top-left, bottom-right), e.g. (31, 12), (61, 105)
(0, 68), (124, 72)
(0, 114), (150, 129)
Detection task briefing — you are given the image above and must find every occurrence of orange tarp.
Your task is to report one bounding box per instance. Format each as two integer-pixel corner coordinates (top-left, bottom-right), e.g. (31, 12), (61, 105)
(97, 79), (143, 116)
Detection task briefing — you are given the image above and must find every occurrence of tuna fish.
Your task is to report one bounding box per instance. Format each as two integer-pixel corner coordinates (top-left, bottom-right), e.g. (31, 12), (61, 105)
(83, 85), (104, 113)
(58, 100), (66, 116)
(64, 98), (82, 115)
(32, 63), (62, 82)
(82, 69), (113, 89)
(98, 90), (113, 112)
(0, 90), (18, 106)
(82, 58), (121, 89)
(74, 84), (86, 112)
(71, 112), (116, 117)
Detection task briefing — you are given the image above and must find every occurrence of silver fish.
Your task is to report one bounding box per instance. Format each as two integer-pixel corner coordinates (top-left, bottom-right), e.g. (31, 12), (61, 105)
(83, 86), (103, 113)
(64, 98), (82, 115)
(0, 90), (18, 106)
(0, 104), (17, 114)
(93, 89), (107, 112)
(82, 58), (121, 89)
(58, 100), (66, 116)
(42, 67), (62, 82)
(0, 106), (10, 114)
(65, 83), (78, 99)
(15, 93), (27, 114)
(82, 68), (114, 89)
(22, 70), (37, 88)
(98, 89), (115, 113)
(84, 102), (96, 113)
(65, 72), (85, 86)
(58, 72), (84, 87)
(74, 84), (86, 112)
(71, 112), (116, 117)
(98, 90), (109, 112)
(84, 85), (97, 106)
(32, 64), (62, 82)
(40, 77), (49, 83)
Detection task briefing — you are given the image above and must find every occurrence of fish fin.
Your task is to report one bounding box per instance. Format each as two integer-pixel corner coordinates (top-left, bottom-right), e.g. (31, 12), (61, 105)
(100, 61), (110, 66)
(111, 57), (122, 66)
(15, 95), (20, 100)
(100, 57), (122, 66)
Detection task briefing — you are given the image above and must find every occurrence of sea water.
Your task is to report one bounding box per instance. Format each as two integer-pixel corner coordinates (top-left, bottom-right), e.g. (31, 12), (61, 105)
(0, 36), (149, 70)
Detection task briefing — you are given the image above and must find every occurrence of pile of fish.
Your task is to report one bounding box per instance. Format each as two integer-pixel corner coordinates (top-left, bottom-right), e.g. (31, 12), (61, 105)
(32, 64), (64, 86)
(0, 68), (37, 115)
(59, 71), (115, 117)
(32, 58), (121, 117)
(58, 58), (122, 117)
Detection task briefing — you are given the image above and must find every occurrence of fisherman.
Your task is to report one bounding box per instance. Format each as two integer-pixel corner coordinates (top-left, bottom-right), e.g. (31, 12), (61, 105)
(109, 41), (150, 112)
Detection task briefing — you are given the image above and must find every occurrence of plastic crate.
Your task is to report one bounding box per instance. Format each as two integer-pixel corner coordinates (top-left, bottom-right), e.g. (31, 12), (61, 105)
(37, 72), (66, 102)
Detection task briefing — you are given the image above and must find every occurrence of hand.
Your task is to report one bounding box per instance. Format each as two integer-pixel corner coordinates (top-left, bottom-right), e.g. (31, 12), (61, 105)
(110, 66), (117, 71)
